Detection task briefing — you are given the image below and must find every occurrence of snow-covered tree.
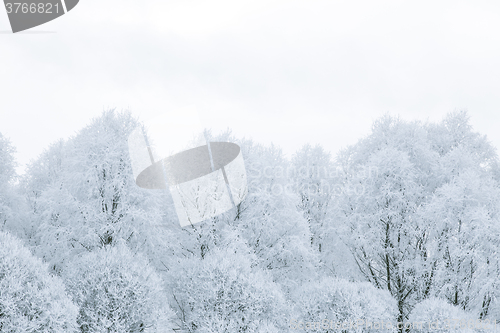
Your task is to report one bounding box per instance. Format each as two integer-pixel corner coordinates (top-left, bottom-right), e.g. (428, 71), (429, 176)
(169, 130), (319, 295)
(422, 112), (500, 319)
(291, 144), (333, 254)
(331, 111), (500, 327)
(290, 143), (360, 280)
(408, 298), (478, 333)
(21, 110), (176, 273)
(0, 133), (23, 235)
(0, 230), (78, 332)
(225, 134), (319, 291)
(63, 242), (174, 333)
(166, 239), (289, 333)
(0, 133), (16, 182)
(332, 116), (436, 325)
(293, 277), (398, 333)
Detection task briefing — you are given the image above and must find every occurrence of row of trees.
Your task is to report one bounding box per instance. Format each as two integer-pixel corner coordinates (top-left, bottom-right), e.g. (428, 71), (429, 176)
(1, 110), (499, 332)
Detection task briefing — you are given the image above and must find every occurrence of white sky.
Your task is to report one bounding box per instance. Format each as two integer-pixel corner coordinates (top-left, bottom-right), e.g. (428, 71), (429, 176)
(1, 0), (500, 175)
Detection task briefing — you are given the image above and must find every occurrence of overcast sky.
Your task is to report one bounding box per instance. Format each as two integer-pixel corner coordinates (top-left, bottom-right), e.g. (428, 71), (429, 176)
(1, 0), (500, 175)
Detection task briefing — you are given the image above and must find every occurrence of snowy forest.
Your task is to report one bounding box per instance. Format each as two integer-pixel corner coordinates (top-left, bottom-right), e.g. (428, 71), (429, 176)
(1, 110), (499, 333)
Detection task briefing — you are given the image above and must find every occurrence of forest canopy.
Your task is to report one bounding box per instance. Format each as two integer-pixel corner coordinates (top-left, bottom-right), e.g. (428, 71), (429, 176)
(1, 110), (499, 332)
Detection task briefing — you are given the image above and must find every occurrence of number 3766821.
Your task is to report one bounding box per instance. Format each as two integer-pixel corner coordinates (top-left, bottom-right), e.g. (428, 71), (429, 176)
(5, 2), (60, 14)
